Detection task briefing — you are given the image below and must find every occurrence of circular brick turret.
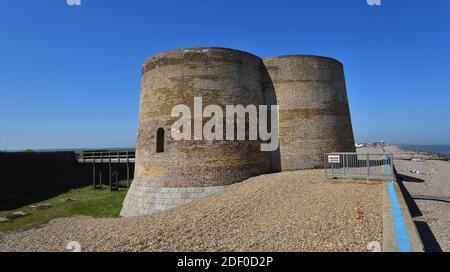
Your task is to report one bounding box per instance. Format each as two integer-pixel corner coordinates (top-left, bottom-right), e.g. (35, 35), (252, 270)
(121, 47), (270, 216)
(263, 55), (355, 171)
(121, 49), (356, 217)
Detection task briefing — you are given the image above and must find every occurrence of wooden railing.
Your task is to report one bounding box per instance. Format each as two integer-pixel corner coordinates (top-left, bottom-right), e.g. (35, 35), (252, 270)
(76, 150), (135, 190)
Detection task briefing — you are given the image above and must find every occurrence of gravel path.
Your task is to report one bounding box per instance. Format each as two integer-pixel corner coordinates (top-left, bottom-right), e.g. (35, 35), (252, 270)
(384, 145), (450, 252)
(0, 170), (383, 252)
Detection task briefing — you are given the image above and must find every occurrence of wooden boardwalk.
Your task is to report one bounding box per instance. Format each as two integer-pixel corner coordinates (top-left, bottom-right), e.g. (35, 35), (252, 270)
(76, 150), (135, 190)
(77, 151), (135, 164)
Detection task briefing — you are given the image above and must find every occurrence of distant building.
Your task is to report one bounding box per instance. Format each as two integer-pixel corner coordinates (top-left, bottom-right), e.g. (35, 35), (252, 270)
(373, 140), (386, 147)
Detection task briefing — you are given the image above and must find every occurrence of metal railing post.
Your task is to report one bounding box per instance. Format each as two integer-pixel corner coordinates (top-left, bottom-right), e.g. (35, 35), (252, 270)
(344, 154), (348, 179)
(126, 151), (130, 189)
(390, 153), (395, 180)
(366, 154), (370, 180)
(92, 154), (96, 189)
(109, 152), (112, 190)
(100, 152), (103, 189)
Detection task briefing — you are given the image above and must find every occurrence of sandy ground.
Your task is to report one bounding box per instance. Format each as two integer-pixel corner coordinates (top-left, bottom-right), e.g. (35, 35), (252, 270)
(0, 169), (383, 252)
(383, 145), (450, 252)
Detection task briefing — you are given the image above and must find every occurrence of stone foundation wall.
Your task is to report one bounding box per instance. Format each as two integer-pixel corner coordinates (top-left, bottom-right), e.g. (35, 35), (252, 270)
(120, 182), (226, 217)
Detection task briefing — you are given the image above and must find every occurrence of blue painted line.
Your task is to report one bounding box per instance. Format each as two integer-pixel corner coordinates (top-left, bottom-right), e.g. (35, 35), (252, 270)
(383, 154), (411, 252)
(387, 182), (411, 252)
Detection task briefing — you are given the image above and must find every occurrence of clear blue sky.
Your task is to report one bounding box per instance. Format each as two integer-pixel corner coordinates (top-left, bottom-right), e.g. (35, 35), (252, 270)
(1, 0), (449, 150)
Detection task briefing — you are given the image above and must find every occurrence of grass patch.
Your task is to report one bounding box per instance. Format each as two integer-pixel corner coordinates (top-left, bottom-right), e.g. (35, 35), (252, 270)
(0, 186), (127, 233)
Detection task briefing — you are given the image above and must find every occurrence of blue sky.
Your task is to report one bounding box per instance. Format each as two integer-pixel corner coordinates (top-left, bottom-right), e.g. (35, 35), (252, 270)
(1, 0), (449, 150)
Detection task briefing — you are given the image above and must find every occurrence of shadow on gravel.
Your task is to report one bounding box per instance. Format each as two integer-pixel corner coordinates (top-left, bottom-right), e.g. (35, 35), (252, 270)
(397, 174), (425, 183)
(397, 179), (423, 217)
(414, 221), (443, 252)
(396, 177), (443, 252)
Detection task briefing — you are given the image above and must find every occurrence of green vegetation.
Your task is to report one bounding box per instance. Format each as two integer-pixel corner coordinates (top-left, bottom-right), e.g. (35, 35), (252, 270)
(0, 186), (127, 233)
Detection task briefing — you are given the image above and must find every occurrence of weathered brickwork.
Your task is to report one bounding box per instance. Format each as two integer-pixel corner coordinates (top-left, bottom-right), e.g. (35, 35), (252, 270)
(135, 48), (269, 188)
(263, 55), (356, 170)
(121, 48), (355, 216)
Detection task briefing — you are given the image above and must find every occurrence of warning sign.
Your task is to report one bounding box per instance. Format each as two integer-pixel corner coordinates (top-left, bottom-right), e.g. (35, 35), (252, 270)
(328, 155), (341, 164)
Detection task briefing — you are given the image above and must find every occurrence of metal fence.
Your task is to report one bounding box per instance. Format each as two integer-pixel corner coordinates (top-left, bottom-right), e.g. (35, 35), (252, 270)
(324, 152), (394, 180)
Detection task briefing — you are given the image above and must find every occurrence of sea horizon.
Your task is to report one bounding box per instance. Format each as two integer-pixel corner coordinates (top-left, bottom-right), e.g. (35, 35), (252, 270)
(3, 144), (450, 156)
(399, 144), (450, 156)
(1, 147), (136, 153)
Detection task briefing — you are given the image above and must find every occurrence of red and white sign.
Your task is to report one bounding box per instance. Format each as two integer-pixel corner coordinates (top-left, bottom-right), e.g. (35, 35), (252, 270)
(328, 155), (340, 164)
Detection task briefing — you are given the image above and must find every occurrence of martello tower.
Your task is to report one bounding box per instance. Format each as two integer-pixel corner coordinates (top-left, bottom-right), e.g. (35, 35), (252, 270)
(120, 47), (355, 217)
